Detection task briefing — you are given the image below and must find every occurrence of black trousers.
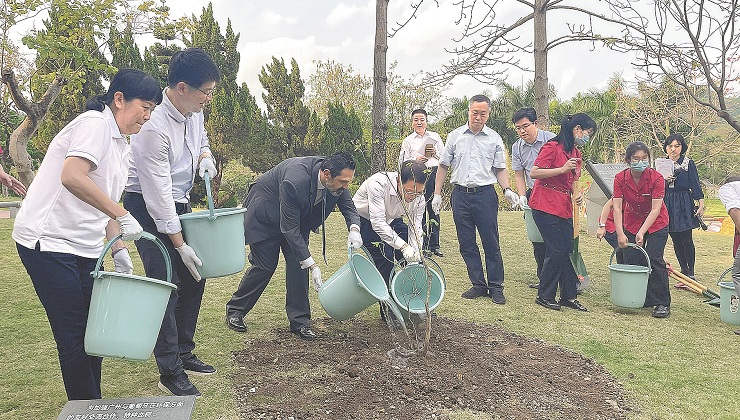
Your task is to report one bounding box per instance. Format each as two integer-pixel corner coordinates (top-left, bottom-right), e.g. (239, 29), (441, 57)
(226, 232), (311, 331)
(621, 227), (671, 307)
(422, 166), (441, 250)
(525, 189), (545, 279)
(669, 229), (696, 276)
(123, 192), (206, 378)
(360, 217), (408, 284)
(532, 209), (578, 301)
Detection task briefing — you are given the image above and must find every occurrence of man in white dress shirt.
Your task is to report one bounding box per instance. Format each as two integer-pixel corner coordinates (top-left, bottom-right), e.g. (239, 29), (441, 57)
(398, 109), (445, 257)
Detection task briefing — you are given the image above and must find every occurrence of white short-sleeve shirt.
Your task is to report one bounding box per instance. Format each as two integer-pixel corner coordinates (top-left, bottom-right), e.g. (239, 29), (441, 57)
(13, 107), (130, 258)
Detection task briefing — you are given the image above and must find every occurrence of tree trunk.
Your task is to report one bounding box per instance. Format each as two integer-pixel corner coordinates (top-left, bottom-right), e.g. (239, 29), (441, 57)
(2, 68), (66, 187)
(533, 0), (549, 128)
(371, 0), (389, 173)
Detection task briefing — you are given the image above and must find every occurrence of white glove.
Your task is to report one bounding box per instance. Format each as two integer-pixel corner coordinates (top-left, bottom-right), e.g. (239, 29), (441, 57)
(348, 229), (363, 250)
(401, 245), (421, 263)
(504, 189), (519, 208)
(199, 156), (217, 178)
(310, 265), (322, 292)
(518, 195), (528, 209)
(431, 194), (442, 214)
(116, 212), (143, 241)
(175, 242), (203, 281)
(112, 248), (134, 274)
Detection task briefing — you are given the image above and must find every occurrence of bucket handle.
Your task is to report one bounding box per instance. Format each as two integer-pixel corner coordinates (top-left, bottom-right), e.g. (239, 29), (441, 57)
(609, 242), (651, 273)
(717, 266), (734, 286)
(204, 170), (216, 221)
(390, 256), (446, 289)
(93, 232), (172, 283)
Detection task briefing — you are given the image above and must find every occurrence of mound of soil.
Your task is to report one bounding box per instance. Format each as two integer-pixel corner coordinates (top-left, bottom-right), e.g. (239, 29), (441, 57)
(232, 317), (632, 419)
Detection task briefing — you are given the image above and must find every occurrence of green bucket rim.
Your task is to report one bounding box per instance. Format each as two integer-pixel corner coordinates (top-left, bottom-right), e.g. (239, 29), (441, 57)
(93, 232), (172, 283)
(179, 206), (247, 220)
(609, 243), (651, 273)
(719, 281), (737, 290)
(389, 263), (445, 313)
(349, 250), (389, 300)
(94, 271), (178, 290)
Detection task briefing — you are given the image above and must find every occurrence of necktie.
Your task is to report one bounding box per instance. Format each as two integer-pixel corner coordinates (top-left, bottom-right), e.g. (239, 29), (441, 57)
(321, 188), (327, 265)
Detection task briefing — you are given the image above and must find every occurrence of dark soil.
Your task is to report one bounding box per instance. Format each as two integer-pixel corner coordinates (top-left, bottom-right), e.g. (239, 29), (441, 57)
(232, 317), (633, 419)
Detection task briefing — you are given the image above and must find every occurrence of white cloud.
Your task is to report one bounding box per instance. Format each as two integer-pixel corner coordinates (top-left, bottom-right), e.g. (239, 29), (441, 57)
(261, 10), (296, 26)
(326, 3), (367, 27)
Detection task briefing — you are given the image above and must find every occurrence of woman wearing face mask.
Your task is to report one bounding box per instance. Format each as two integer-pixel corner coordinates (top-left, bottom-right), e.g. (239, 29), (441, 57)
(612, 141), (671, 318)
(662, 133), (704, 280)
(529, 113), (597, 312)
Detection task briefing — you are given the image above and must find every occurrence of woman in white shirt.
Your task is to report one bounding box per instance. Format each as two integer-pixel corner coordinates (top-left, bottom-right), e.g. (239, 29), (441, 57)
(13, 69), (162, 401)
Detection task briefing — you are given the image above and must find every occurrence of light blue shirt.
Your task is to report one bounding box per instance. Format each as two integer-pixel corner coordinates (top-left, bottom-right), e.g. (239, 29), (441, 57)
(439, 124), (507, 187)
(511, 129), (556, 189)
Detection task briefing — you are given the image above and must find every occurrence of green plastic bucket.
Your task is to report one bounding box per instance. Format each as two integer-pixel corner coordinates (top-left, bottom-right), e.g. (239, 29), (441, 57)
(85, 232), (176, 361)
(390, 262), (445, 314)
(608, 243), (650, 308)
(718, 274), (740, 325)
(523, 206), (543, 243)
(319, 248), (389, 321)
(179, 171), (247, 278)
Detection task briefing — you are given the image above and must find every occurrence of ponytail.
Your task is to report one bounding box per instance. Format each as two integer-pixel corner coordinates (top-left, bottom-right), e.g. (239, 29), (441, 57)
(85, 94), (107, 112)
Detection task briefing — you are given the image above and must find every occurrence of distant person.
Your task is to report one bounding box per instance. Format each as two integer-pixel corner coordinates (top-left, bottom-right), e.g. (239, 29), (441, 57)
(226, 152), (362, 340)
(613, 141), (671, 318)
(0, 164), (27, 196)
(353, 161), (427, 321)
(717, 174), (740, 334)
(431, 94), (518, 305)
(13, 69), (161, 400)
(398, 109), (445, 257)
(510, 107), (555, 288)
(529, 113), (596, 312)
(662, 134), (704, 280)
(124, 48), (220, 398)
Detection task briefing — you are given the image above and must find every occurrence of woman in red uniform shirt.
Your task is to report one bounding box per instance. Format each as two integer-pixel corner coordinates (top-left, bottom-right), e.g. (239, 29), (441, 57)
(613, 141), (671, 318)
(529, 113), (597, 311)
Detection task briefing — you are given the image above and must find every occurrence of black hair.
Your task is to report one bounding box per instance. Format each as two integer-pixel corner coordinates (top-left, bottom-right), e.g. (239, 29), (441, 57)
(85, 68), (162, 111)
(469, 94), (491, 108)
(411, 108), (427, 118)
(399, 160), (429, 185)
(167, 47), (221, 89)
(512, 107), (537, 124)
(664, 133), (688, 156)
(624, 141), (651, 163)
(320, 151), (356, 177)
(552, 113), (598, 152)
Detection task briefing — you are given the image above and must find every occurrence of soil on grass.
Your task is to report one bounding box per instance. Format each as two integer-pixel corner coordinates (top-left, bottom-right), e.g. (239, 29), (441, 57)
(232, 317), (633, 419)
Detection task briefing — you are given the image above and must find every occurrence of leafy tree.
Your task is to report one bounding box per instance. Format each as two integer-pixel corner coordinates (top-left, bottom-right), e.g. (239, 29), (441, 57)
(304, 110), (322, 155)
(386, 63), (444, 140)
(306, 60), (372, 129)
(320, 102), (368, 177)
(108, 24), (144, 70)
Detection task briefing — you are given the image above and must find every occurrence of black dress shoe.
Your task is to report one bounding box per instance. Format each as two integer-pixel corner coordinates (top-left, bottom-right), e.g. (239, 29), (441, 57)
(226, 315), (247, 332)
(422, 249), (432, 258)
(292, 326), (317, 341)
(491, 291), (506, 305)
(431, 248), (444, 257)
(652, 305), (670, 318)
(535, 296), (561, 311)
(461, 287), (489, 299)
(182, 355), (216, 376)
(559, 299), (588, 312)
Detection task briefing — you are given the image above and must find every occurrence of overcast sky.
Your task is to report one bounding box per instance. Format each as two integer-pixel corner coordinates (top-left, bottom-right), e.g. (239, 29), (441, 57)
(161, 0), (639, 109)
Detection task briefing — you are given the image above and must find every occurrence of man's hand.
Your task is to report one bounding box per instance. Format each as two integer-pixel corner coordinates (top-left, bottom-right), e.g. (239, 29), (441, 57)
(347, 228), (363, 250)
(310, 265), (322, 292)
(431, 194), (442, 214)
(199, 156), (217, 178)
(113, 248), (134, 274)
(116, 212), (143, 241)
(401, 245), (421, 262)
(175, 242), (203, 281)
(518, 195), (528, 209)
(504, 188), (519, 208)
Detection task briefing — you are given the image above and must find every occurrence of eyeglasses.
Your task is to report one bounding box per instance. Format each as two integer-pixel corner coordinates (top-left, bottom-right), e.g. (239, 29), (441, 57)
(188, 84), (215, 97)
(402, 188), (424, 197)
(514, 122), (533, 132)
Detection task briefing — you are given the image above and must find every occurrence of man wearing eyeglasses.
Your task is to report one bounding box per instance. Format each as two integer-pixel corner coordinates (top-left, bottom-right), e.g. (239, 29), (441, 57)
(352, 161), (428, 306)
(511, 108), (556, 289)
(398, 109), (445, 257)
(123, 48), (220, 398)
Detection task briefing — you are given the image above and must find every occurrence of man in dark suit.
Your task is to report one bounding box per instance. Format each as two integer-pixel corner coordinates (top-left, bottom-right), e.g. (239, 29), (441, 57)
(225, 152), (362, 340)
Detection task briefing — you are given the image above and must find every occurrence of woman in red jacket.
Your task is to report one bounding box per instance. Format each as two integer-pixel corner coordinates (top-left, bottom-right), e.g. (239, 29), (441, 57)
(613, 141), (671, 318)
(529, 113), (597, 312)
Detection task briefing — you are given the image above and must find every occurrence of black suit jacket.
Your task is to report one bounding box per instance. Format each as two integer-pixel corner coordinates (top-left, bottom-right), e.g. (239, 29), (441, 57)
(242, 156), (360, 262)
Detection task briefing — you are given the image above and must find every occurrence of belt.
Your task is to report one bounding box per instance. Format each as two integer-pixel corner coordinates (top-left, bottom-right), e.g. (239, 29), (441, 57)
(539, 183), (571, 195)
(454, 184), (491, 193)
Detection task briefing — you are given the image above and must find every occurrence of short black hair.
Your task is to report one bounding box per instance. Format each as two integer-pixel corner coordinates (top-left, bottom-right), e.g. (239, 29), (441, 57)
(512, 107), (537, 124)
(86, 68), (162, 111)
(167, 48), (221, 89)
(664, 133), (688, 156)
(411, 109), (427, 118)
(399, 160), (429, 185)
(624, 141), (651, 163)
(469, 94), (491, 108)
(321, 151), (356, 177)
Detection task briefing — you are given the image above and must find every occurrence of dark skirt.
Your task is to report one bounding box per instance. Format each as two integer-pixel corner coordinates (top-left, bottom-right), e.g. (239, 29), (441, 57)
(664, 189), (698, 232)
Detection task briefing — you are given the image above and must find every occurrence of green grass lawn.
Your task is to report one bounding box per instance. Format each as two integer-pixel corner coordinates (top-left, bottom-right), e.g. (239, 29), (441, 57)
(1, 211), (738, 419)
